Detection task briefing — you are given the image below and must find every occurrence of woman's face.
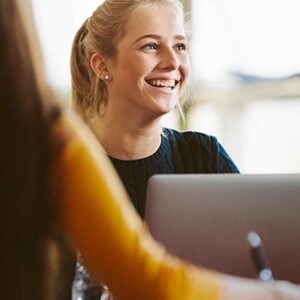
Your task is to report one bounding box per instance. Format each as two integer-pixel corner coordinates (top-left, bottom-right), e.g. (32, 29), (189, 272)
(106, 4), (190, 118)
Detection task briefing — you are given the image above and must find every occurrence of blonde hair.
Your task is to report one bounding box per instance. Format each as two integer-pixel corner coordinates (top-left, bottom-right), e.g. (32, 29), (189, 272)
(70, 0), (185, 120)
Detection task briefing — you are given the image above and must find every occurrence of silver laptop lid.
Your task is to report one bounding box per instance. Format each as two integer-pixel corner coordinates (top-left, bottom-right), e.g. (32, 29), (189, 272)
(145, 174), (300, 283)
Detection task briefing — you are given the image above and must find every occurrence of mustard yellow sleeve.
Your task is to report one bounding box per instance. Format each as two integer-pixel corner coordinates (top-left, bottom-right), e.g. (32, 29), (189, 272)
(57, 116), (222, 300)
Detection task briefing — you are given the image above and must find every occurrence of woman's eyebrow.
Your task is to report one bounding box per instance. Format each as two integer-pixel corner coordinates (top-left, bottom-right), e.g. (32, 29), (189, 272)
(132, 34), (186, 45)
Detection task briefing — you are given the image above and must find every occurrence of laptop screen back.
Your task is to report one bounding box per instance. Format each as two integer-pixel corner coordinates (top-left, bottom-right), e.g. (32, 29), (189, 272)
(145, 174), (300, 283)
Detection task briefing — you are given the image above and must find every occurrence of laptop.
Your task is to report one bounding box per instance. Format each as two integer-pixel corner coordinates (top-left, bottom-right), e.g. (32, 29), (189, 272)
(145, 174), (300, 283)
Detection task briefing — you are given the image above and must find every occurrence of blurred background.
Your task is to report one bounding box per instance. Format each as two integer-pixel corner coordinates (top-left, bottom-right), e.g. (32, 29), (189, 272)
(32, 0), (300, 174)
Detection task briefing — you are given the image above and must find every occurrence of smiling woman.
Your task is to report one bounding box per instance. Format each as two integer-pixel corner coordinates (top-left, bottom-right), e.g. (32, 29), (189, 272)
(70, 1), (239, 296)
(70, 0), (239, 218)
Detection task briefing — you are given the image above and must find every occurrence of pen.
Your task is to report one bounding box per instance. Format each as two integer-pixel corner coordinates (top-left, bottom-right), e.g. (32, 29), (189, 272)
(247, 231), (274, 282)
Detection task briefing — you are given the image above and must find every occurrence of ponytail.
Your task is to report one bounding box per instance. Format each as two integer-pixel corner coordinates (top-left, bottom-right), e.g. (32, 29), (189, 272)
(70, 19), (108, 120)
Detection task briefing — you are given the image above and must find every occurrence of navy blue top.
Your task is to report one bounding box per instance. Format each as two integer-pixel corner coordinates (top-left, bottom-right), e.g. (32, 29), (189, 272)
(110, 128), (239, 217)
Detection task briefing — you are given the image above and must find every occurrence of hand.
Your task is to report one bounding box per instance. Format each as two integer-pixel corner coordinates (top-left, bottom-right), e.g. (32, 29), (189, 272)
(268, 281), (300, 300)
(221, 274), (300, 300)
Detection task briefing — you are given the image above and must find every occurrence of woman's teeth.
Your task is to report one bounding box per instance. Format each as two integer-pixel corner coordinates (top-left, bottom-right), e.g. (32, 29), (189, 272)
(147, 79), (177, 89)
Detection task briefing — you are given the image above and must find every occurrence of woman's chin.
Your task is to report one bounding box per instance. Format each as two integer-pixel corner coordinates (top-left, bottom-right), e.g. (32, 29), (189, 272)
(150, 97), (177, 115)
(149, 104), (176, 118)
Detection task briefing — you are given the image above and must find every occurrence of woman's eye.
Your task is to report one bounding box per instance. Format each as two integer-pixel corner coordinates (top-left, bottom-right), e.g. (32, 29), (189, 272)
(142, 42), (158, 50)
(175, 43), (187, 52)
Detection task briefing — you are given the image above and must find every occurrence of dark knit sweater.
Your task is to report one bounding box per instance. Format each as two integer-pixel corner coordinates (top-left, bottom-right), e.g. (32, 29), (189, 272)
(110, 128), (239, 217)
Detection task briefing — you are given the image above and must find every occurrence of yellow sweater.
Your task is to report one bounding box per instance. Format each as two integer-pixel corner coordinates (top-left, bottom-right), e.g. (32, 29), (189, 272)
(57, 116), (222, 300)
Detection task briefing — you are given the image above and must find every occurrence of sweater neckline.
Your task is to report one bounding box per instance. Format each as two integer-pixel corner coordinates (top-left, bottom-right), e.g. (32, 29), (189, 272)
(109, 129), (170, 167)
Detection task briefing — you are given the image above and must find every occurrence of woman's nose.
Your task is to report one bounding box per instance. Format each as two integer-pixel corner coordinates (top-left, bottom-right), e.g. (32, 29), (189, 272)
(158, 48), (180, 71)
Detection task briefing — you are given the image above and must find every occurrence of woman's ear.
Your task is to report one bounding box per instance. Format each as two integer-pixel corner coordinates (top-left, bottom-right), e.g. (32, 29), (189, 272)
(90, 53), (110, 81)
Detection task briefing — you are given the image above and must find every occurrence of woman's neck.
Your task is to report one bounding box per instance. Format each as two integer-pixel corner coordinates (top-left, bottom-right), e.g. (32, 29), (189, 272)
(88, 114), (162, 160)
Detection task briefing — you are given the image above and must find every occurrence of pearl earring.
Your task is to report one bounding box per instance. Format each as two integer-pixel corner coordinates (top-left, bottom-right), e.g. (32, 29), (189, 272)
(104, 74), (109, 80)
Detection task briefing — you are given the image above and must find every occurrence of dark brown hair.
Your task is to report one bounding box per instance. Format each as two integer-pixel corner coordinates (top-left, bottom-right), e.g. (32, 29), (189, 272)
(0, 0), (73, 299)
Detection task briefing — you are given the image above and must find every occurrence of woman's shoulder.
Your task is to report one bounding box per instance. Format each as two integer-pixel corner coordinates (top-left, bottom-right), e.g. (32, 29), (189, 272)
(162, 127), (239, 173)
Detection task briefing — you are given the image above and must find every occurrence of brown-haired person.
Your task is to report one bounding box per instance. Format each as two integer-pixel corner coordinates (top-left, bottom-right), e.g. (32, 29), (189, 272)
(1, 0), (300, 299)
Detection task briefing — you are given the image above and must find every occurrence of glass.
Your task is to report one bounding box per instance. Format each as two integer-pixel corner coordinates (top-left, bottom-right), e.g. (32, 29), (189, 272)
(72, 254), (113, 300)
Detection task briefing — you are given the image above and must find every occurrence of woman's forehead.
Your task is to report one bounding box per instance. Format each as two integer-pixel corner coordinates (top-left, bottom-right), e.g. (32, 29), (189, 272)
(121, 5), (185, 43)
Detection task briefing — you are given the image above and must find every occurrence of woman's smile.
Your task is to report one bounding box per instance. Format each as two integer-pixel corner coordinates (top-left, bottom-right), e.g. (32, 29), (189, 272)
(146, 78), (179, 90)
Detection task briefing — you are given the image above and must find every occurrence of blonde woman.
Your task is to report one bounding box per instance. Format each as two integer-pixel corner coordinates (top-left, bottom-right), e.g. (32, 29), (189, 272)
(69, 1), (239, 296)
(71, 0), (239, 218)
